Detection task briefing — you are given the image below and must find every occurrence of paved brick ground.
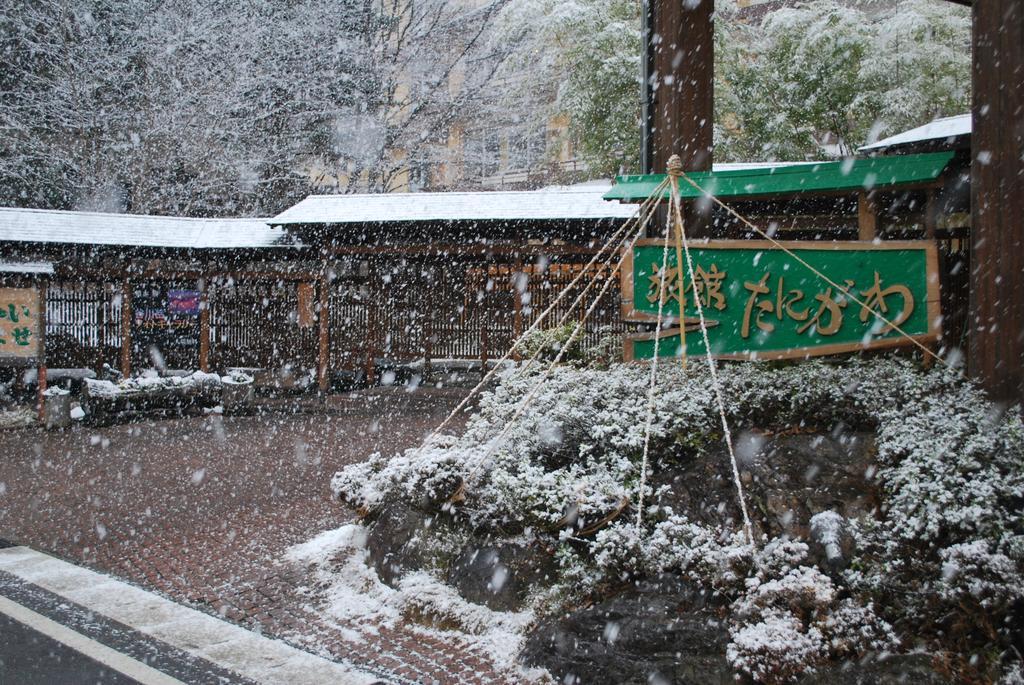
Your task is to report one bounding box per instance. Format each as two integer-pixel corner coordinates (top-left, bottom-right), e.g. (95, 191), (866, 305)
(0, 388), (523, 684)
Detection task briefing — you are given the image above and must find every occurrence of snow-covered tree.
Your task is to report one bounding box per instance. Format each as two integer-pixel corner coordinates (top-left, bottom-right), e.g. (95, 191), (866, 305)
(720, 0), (972, 160)
(494, 0), (643, 178)
(496, 0), (971, 170)
(0, 0), (513, 213)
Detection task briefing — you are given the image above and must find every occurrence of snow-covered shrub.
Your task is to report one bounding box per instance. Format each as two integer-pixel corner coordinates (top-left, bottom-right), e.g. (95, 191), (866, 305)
(581, 324), (624, 369)
(728, 563), (896, 683)
(727, 609), (828, 683)
(937, 541), (1024, 612)
(331, 436), (466, 513)
(513, 323), (585, 364)
(330, 358), (1023, 681)
(222, 370), (254, 385)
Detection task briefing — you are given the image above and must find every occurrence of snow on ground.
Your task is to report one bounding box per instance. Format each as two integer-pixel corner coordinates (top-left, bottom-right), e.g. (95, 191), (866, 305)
(285, 524), (547, 681)
(0, 407), (35, 429)
(84, 371), (223, 398)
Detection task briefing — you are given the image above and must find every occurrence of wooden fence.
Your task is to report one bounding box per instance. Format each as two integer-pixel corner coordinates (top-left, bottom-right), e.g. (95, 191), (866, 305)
(209, 280), (318, 371)
(46, 282), (122, 370)
(38, 255), (626, 377)
(326, 256), (625, 374)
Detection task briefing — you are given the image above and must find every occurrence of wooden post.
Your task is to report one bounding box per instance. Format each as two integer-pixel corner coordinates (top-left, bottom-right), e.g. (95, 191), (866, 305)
(423, 264), (435, 378)
(858, 192), (878, 241)
(199, 284), (211, 373)
(36, 283), (47, 422)
(365, 299), (377, 387)
(643, 0), (714, 175)
(643, 0), (714, 237)
(970, 0), (1024, 405)
(480, 320), (489, 379)
(318, 270), (330, 394)
(922, 188), (939, 368)
(668, 156), (688, 369)
(120, 277), (132, 378)
(511, 259), (524, 360)
(924, 188), (938, 240)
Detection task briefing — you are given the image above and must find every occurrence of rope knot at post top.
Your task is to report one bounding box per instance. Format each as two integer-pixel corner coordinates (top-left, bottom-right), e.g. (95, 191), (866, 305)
(666, 154), (684, 177)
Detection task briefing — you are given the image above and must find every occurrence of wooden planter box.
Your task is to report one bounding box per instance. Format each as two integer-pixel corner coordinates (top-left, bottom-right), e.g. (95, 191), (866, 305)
(82, 379), (221, 425)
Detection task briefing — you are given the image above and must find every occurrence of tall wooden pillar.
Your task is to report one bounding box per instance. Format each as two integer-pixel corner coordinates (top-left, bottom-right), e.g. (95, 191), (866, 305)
(970, 0), (1024, 405)
(199, 284), (211, 373)
(512, 259), (524, 360)
(318, 270), (330, 394)
(120, 277), (132, 378)
(36, 283), (47, 422)
(643, 0), (714, 174)
(643, 0), (714, 235)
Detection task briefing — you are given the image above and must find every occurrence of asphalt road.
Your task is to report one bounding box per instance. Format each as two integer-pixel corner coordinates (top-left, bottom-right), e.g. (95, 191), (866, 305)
(0, 613), (140, 685)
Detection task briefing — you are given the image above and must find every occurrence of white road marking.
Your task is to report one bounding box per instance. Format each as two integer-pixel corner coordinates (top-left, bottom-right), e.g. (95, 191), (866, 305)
(0, 592), (186, 685)
(0, 546), (382, 685)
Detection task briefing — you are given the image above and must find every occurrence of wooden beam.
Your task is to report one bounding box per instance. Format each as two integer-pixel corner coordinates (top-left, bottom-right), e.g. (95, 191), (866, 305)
(365, 276), (378, 387)
(644, 0), (715, 237)
(512, 260), (523, 359)
(58, 267), (320, 283)
(969, 0), (1024, 404)
(480, 319), (489, 380)
(325, 243), (606, 258)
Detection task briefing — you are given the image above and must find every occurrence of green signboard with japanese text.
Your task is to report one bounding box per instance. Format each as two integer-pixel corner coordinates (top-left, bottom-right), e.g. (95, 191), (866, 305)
(622, 240), (940, 361)
(0, 287), (42, 364)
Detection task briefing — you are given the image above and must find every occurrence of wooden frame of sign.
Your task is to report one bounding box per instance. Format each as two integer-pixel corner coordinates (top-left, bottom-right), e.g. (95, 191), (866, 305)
(620, 239), (941, 362)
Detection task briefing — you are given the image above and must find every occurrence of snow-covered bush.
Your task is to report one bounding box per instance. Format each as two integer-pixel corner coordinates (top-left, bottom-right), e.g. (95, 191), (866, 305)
(331, 358), (1023, 682)
(222, 370), (254, 385)
(513, 323), (586, 364)
(331, 437), (466, 514)
(581, 325), (625, 369)
(727, 609), (828, 683)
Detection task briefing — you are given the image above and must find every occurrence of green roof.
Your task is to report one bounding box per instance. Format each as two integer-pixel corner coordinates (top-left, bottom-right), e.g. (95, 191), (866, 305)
(603, 151), (955, 202)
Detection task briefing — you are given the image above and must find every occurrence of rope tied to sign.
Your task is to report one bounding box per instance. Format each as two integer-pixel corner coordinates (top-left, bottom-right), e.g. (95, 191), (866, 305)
(449, 195), (664, 502)
(635, 156), (755, 546)
(634, 198), (673, 531)
(668, 155), (754, 545)
(414, 179), (670, 505)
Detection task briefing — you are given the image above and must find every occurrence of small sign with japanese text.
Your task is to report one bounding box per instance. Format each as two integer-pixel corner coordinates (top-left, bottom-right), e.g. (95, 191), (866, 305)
(0, 287), (42, 363)
(622, 240), (940, 361)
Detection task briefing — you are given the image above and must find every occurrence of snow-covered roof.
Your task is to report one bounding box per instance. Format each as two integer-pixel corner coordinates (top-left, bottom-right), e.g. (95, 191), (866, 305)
(859, 114), (971, 152)
(270, 184), (639, 226)
(0, 261), (54, 274)
(0, 208), (289, 249)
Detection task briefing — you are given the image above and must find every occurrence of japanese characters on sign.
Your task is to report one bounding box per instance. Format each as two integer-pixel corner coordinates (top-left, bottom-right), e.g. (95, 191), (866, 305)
(0, 287), (41, 362)
(622, 241), (940, 361)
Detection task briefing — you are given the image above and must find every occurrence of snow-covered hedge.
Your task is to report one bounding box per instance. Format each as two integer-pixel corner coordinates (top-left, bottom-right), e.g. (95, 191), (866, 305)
(332, 359), (1024, 682)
